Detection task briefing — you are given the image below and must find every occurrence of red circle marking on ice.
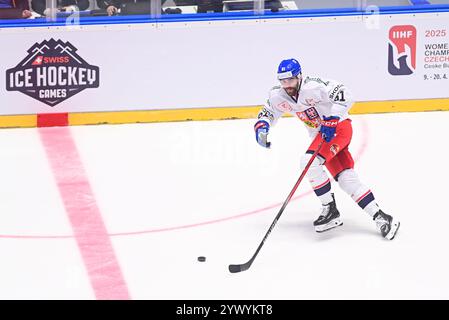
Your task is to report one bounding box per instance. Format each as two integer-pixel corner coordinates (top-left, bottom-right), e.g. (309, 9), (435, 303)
(0, 118), (369, 240)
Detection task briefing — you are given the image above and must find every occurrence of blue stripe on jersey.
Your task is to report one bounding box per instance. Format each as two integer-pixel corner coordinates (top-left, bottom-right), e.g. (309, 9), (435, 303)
(314, 181), (331, 197)
(358, 192), (375, 209)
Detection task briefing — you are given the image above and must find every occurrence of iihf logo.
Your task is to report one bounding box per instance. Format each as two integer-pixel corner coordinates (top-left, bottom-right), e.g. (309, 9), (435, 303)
(388, 25), (417, 76)
(6, 39), (99, 107)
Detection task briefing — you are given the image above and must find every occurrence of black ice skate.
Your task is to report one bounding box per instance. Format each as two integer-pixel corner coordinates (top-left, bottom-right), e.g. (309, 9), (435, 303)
(373, 210), (400, 240)
(313, 194), (343, 233)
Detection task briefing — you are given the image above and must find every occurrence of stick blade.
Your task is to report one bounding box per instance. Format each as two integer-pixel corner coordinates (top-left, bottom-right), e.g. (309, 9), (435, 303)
(228, 264), (242, 273)
(228, 263), (250, 273)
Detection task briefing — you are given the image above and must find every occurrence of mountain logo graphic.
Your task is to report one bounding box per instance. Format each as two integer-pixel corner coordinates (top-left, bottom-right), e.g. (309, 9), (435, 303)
(6, 39), (100, 107)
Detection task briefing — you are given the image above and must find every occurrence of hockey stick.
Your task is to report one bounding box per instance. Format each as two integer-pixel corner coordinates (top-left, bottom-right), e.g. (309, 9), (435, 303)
(228, 138), (325, 273)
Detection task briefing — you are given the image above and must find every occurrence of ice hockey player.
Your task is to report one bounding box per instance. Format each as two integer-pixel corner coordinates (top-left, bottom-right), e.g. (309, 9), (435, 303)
(254, 58), (400, 240)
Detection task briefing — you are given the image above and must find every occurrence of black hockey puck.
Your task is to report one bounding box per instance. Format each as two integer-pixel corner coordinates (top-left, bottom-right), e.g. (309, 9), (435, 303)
(197, 256), (206, 262)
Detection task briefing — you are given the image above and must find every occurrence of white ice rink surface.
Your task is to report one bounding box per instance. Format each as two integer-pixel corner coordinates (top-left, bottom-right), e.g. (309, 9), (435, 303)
(0, 111), (448, 300)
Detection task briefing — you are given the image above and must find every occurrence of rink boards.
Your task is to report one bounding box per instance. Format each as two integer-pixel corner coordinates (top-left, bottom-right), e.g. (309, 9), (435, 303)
(0, 11), (448, 127)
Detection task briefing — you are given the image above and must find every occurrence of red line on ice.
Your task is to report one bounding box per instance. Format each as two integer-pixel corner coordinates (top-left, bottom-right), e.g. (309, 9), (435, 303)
(38, 127), (130, 300)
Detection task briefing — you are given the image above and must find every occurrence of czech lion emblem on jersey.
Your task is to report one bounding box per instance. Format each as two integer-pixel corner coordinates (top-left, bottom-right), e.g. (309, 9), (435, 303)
(305, 107), (319, 119)
(296, 107), (320, 128)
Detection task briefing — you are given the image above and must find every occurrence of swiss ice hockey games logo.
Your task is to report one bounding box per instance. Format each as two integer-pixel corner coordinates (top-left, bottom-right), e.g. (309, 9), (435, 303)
(6, 39), (99, 107)
(388, 25), (416, 76)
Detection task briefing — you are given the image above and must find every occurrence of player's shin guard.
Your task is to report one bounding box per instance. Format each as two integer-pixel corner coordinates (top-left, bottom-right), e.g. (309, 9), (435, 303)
(300, 153), (342, 232)
(337, 169), (400, 239)
(300, 153), (333, 205)
(337, 169), (379, 216)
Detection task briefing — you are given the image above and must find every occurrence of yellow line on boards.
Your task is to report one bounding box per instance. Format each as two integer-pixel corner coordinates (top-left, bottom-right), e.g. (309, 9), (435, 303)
(0, 98), (448, 128)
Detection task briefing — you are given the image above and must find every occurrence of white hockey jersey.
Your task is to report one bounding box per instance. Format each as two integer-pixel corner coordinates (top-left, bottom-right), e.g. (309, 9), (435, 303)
(257, 75), (354, 138)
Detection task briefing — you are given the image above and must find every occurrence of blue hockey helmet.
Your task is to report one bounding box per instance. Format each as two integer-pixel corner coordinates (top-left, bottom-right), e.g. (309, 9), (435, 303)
(277, 59), (302, 80)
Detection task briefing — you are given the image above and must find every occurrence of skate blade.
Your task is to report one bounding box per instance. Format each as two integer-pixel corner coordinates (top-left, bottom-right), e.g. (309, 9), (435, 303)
(385, 219), (400, 240)
(315, 219), (343, 233)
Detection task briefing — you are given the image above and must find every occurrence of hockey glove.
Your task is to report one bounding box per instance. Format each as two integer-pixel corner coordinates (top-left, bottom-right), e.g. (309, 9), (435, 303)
(254, 120), (271, 148)
(320, 116), (339, 143)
